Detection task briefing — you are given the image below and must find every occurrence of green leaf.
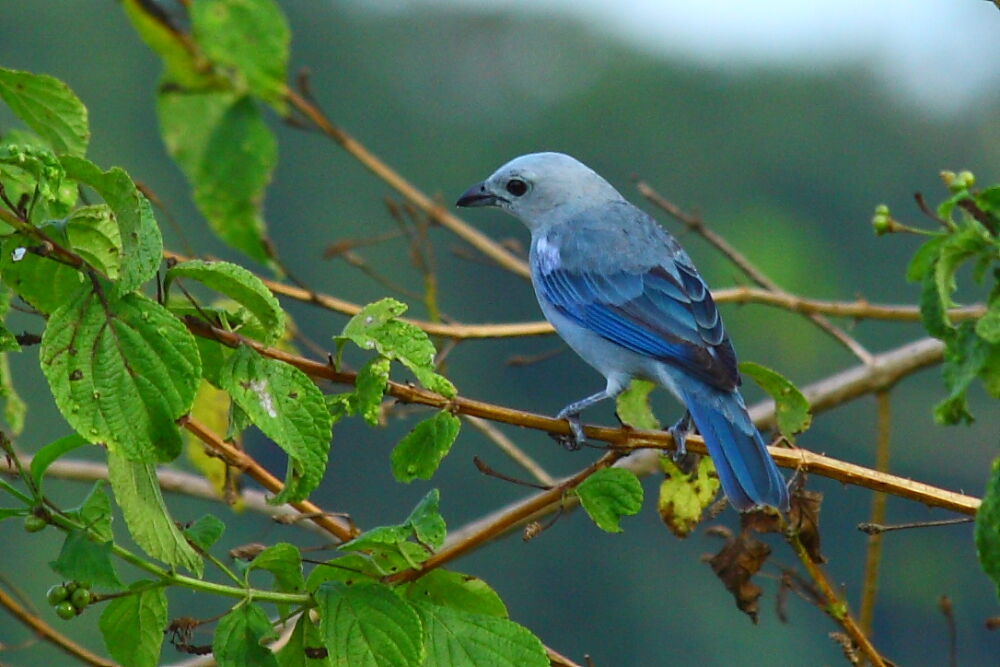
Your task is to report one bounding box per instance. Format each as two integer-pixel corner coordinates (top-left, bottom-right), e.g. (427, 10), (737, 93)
(934, 225), (989, 309)
(0, 235), (86, 314)
(0, 67), (89, 157)
(62, 204), (123, 279)
(355, 356), (390, 426)
(0, 141), (77, 222)
(107, 452), (203, 575)
(166, 259), (285, 343)
(248, 542), (305, 596)
(976, 457), (1000, 600)
(50, 529), (123, 589)
(411, 601), (547, 667)
(30, 433), (88, 494)
(934, 322), (990, 425)
(657, 457), (720, 538)
(316, 581), (424, 667)
(920, 271), (952, 340)
(99, 582), (168, 667)
(575, 467), (644, 533)
(0, 351), (25, 434)
(338, 299), (456, 398)
(278, 614), (332, 667)
(40, 289), (201, 462)
(213, 602), (279, 667)
(220, 346), (332, 504)
(905, 234), (947, 283)
(74, 480), (113, 542)
(402, 569), (507, 618)
(305, 553), (381, 592)
(390, 411), (460, 483)
(405, 488), (446, 550)
(184, 513), (226, 551)
(615, 379), (660, 429)
(121, 0), (220, 89)
(740, 361), (812, 441)
(191, 0), (290, 106)
(158, 90), (275, 262)
(60, 156), (164, 295)
(976, 302), (1000, 344)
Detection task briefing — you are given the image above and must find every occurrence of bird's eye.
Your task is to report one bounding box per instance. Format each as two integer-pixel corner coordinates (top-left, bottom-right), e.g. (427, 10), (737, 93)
(505, 179), (528, 197)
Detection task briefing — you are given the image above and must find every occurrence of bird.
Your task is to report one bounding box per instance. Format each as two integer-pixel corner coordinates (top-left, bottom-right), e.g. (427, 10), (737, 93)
(456, 152), (789, 512)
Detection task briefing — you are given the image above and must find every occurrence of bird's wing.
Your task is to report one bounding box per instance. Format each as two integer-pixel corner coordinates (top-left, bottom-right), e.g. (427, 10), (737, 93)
(535, 210), (739, 391)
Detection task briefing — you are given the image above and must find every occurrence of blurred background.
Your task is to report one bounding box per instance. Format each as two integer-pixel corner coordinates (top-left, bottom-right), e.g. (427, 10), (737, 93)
(1, 0), (999, 664)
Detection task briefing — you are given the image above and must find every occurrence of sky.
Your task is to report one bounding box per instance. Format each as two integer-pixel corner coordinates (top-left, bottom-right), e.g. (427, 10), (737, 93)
(366, 0), (1000, 111)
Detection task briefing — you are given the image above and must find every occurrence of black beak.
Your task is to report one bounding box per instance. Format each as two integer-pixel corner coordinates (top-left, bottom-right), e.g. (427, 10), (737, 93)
(456, 182), (501, 208)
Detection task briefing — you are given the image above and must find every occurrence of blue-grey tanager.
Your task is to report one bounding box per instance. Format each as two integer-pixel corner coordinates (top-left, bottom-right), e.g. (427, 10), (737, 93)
(456, 152), (789, 512)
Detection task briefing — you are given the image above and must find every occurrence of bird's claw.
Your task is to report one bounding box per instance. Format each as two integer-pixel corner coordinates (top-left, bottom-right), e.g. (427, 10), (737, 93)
(553, 411), (586, 450)
(668, 411), (693, 462)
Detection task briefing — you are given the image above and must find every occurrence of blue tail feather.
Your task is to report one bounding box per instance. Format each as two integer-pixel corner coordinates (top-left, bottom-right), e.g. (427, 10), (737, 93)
(681, 385), (789, 512)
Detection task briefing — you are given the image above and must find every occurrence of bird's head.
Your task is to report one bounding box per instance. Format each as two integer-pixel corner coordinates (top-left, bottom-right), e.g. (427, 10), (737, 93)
(456, 152), (624, 230)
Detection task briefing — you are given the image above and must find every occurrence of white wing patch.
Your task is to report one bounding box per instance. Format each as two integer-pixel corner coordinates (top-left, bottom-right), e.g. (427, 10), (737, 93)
(535, 235), (561, 274)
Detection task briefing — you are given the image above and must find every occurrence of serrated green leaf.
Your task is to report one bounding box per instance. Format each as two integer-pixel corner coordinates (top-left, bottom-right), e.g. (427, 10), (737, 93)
(338, 299), (455, 398)
(412, 600), (547, 667)
(406, 488), (446, 550)
(920, 271), (952, 340)
(213, 602), (279, 667)
(740, 361), (811, 441)
(976, 457), (1000, 600)
(63, 204), (122, 279)
(305, 553), (381, 592)
(0, 142), (77, 222)
(75, 480), (113, 542)
(0, 234), (86, 314)
(355, 356), (390, 426)
(191, 0), (290, 106)
(166, 259), (285, 343)
(49, 529), (123, 589)
(976, 303), (1000, 344)
(0, 67), (89, 157)
(402, 569), (507, 618)
(0, 352), (25, 434)
(99, 581), (168, 667)
(278, 614), (332, 667)
(575, 467), (643, 533)
(657, 457), (720, 538)
(60, 156), (164, 295)
(615, 379), (660, 429)
(107, 452), (203, 575)
(249, 542), (305, 595)
(158, 90), (275, 262)
(220, 346), (331, 504)
(40, 289), (201, 462)
(905, 234), (948, 283)
(317, 581), (424, 667)
(30, 433), (88, 494)
(390, 411), (460, 483)
(184, 513), (226, 551)
(935, 322), (990, 425)
(935, 225), (989, 309)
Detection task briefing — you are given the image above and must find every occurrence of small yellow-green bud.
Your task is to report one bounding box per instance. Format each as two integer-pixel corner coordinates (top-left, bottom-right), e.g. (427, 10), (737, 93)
(956, 170), (975, 189)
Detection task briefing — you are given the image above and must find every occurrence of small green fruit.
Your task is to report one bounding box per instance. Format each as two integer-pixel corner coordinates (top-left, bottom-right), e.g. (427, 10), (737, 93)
(70, 588), (91, 609)
(64, 581), (79, 594)
(24, 515), (47, 533)
(55, 600), (77, 620)
(46, 585), (69, 606)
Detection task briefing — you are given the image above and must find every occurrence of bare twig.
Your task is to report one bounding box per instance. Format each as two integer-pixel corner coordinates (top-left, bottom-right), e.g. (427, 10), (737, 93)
(465, 415), (556, 487)
(0, 586), (117, 666)
(636, 181), (875, 364)
(857, 517), (974, 534)
(860, 391), (892, 638)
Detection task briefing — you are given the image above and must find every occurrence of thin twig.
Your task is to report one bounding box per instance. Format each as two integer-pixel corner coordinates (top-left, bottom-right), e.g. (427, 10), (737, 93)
(860, 391), (892, 638)
(857, 517), (974, 534)
(465, 415), (556, 487)
(0, 586), (117, 666)
(636, 181), (875, 364)
(180, 417), (357, 542)
(787, 534), (889, 667)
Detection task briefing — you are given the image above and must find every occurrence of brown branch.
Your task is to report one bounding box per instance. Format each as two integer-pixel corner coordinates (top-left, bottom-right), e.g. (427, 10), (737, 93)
(859, 391), (892, 638)
(0, 586), (117, 666)
(787, 534), (889, 667)
(283, 88), (531, 279)
(185, 318), (977, 517)
(636, 181), (875, 364)
(180, 417), (357, 542)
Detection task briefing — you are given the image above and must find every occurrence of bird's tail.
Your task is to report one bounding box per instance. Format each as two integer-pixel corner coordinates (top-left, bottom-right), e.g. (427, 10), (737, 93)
(680, 384), (789, 512)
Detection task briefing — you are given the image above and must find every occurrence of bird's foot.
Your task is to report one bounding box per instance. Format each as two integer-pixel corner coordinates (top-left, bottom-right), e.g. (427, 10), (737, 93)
(668, 411), (693, 462)
(553, 409), (586, 450)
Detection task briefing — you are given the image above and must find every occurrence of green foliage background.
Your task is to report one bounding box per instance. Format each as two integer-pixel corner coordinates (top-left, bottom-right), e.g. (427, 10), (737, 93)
(0, 1), (998, 665)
